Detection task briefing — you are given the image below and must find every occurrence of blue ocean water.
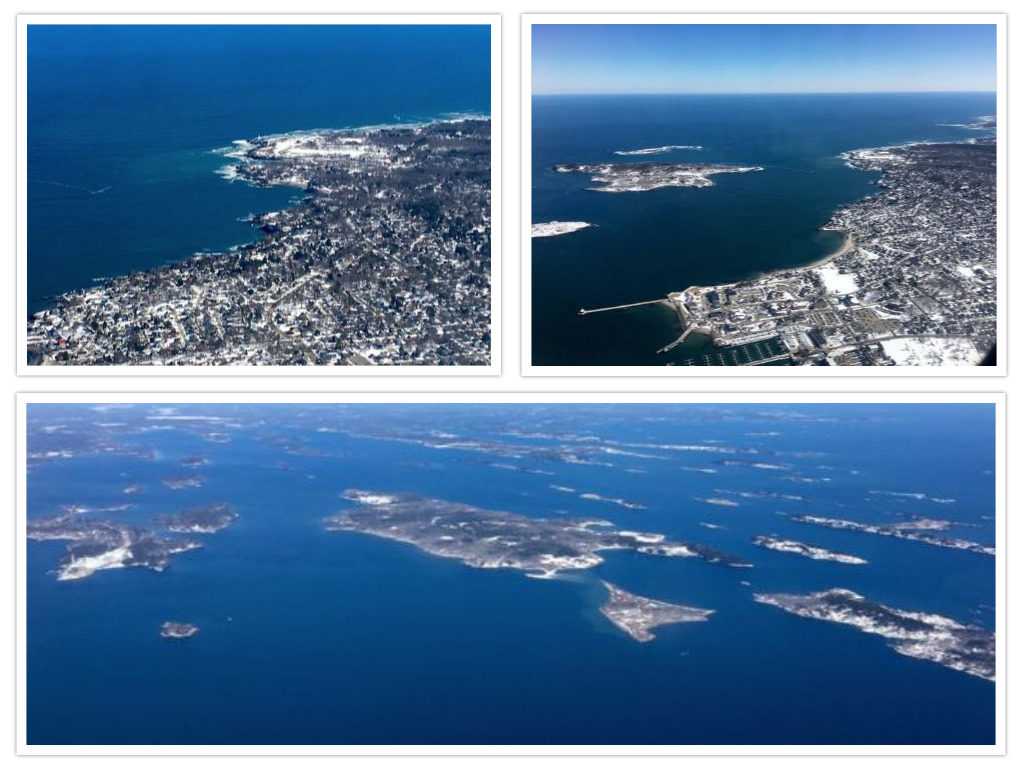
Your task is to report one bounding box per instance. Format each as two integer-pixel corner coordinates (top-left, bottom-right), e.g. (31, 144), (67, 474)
(531, 93), (998, 364)
(27, 25), (491, 313)
(27, 404), (995, 745)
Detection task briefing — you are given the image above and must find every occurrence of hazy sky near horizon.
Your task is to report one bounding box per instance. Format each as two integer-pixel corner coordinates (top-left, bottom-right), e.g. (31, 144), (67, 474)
(532, 24), (997, 94)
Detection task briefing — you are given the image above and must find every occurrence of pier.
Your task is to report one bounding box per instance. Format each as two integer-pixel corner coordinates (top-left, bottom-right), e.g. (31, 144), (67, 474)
(578, 298), (665, 316)
(657, 327), (696, 354)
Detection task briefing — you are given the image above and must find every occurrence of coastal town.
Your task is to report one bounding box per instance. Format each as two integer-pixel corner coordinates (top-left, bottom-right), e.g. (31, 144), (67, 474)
(26, 119), (491, 366)
(658, 138), (996, 366)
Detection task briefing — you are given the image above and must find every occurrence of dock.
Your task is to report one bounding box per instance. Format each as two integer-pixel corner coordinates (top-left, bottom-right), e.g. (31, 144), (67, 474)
(578, 298), (665, 316)
(657, 326), (696, 354)
(676, 338), (792, 366)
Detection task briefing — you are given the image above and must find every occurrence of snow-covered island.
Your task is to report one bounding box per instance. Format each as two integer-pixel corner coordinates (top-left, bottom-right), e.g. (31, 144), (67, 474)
(752, 535), (867, 564)
(792, 514), (994, 556)
(600, 581), (713, 642)
(554, 162), (763, 192)
(613, 144), (703, 156)
(695, 497), (740, 508)
(578, 491), (647, 510)
(531, 221), (594, 238)
(160, 621), (199, 639)
(326, 489), (750, 578)
(754, 588), (994, 681)
(156, 502), (238, 534)
(162, 474), (205, 490)
(27, 510), (202, 581)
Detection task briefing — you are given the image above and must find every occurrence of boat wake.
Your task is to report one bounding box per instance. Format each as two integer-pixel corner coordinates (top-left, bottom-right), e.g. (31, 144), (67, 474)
(31, 179), (112, 195)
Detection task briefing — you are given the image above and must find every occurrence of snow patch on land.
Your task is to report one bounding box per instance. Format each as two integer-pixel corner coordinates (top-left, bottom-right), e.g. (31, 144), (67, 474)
(814, 264), (860, 295)
(881, 337), (982, 366)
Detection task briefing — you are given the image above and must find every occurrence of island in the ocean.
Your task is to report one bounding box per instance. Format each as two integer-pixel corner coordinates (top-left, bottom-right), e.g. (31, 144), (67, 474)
(554, 162), (762, 192)
(325, 489), (750, 577)
(27, 511), (201, 581)
(695, 496), (740, 508)
(791, 514), (994, 556)
(162, 474), (205, 491)
(531, 221), (594, 238)
(156, 502), (238, 534)
(599, 581), (713, 642)
(160, 621), (199, 639)
(752, 535), (867, 564)
(613, 144), (703, 156)
(754, 588), (994, 681)
(26, 119), (491, 367)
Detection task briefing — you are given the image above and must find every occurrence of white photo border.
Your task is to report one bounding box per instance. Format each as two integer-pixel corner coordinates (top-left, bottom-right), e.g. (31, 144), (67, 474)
(16, 391), (1005, 756)
(520, 13), (1007, 377)
(16, 13), (502, 377)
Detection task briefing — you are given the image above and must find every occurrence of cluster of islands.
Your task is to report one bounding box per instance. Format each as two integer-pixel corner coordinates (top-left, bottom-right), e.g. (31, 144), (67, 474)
(28, 497), (237, 636)
(27, 499), (238, 580)
(536, 125), (996, 366)
(319, 488), (994, 678)
(27, 119), (491, 366)
(26, 408), (995, 683)
(27, 507), (206, 582)
(328, 490), (732, 642)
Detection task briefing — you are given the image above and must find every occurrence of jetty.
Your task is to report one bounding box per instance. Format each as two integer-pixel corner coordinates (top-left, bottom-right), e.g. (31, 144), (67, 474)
(578, 298), (665, 316)
(657, 327), (696, 354)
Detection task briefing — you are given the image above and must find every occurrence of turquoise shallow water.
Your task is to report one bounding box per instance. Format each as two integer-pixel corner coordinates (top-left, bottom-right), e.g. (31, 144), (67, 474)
(531, 92), (997, 365)
(27, 404), (995, 745)
(27, 24), (491, 313)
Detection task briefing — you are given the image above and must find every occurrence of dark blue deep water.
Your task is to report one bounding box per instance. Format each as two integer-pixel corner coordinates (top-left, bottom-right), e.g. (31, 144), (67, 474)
(27, 404), (996, 745)
(27, 25), (491, 314)
(531, 93), (997, 364)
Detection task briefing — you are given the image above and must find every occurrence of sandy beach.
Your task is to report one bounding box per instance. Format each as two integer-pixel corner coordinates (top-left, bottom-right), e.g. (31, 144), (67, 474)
(805, 229), (856, 268)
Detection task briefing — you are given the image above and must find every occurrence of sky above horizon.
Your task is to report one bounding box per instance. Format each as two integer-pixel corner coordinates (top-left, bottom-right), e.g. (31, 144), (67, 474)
(532, 24), (997, 94)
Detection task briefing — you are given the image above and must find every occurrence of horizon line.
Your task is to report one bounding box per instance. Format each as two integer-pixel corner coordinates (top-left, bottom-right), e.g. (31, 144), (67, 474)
(533, 89), (997, 97)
